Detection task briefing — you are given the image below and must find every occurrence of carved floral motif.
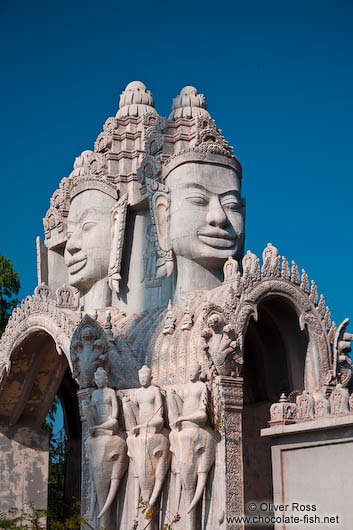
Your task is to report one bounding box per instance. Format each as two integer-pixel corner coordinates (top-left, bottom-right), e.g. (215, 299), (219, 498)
(329, 384), (349, 415)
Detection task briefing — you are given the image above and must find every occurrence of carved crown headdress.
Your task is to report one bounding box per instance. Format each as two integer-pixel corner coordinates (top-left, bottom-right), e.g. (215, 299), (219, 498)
(136, 85), (243, 279)
(137, 85), (242, 190)
(43, 81), (157, 248)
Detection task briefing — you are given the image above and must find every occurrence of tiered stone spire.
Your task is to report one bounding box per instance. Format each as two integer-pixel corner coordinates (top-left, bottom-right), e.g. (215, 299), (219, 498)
(116, 81), (156, 118)
(169, 85), (210, 120)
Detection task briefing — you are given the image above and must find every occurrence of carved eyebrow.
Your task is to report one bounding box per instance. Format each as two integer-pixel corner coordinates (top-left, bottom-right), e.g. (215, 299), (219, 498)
(181, 183), (210, 192)
(180, 183), (241, 199)
(78, 208), (99, 223)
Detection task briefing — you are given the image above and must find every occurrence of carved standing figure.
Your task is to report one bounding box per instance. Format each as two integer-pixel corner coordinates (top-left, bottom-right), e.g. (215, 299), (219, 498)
(123, 366), (171, 525)
(201, 311), (241, 376)
(82, 367), (128, 529)
(167, 362), (216, 530)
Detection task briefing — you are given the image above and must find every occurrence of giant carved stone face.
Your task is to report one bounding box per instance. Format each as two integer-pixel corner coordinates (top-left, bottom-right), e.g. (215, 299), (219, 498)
(166, 162), (244, 268)
(64, 189), (116, 292)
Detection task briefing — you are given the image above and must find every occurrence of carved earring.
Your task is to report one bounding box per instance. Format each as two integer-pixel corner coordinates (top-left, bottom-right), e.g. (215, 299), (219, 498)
(147, 179), (175, 279)
(108, 193), (128, 293)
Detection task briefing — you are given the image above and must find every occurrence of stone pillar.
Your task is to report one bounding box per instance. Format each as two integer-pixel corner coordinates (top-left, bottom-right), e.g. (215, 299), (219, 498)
(0, 421), (49, 514)
(215, 376), (244, 530)
(77, 388), (93, 521)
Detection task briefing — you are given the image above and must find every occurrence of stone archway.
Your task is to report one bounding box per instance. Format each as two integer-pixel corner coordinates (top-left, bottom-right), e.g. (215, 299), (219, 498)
(0, 326), (81, 515)
(241, 294), (309, 513)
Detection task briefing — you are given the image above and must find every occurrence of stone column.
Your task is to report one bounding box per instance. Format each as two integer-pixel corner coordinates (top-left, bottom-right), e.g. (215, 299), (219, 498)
(77, 388), (93, 522)
(215, 376), (244, 530)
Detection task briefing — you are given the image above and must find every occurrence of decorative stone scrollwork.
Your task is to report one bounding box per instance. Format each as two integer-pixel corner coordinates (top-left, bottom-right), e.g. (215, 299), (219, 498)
(94, 131), (112, 153)
(269, 393), (297, 425)
(300, 269), (309, 293)
(281, 256), (291, 280)
(329, 384), (349, 415)
(56, 285), (79, 309)
(70, 315), (110, 389)
(261, 243), (278, 279)
(241, 250), (260, 290)
(34, 283), (53, 300)
(181, 301), (193, 331)
(296, 390), (314, 421)
(223, 256), (239, 283)
(317, 294), (326, 318)
(0, 295), (76, 382)
(349, 393), (353, 412)
(103, 117), (118, 132)
(330, 318), (353, 387)
(309, 280), (318, 304)
(314, 392), (330, 418)
(162, 300), (176, 335)
(43, 207), (64, 240)
(290, 260), (300, 285)
(194, 115), (233, 158)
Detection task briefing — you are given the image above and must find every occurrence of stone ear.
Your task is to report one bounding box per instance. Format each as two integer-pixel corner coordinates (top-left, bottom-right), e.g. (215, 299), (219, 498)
(153, 192), (169, 252)
(152, 191), (174, 279)
(108, 193), (128, 293)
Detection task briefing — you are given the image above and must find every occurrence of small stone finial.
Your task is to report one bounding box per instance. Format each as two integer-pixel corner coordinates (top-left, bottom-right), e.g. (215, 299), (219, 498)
(269, 393), (297, 425)
(162, 300), (176, 335)
(223, 257), (239, 283)
(309, 280), (318, 304)
(290, 260), (300, 285)
(279, 393), (288, 403)
(104, 312), (113, 339)
(300, 269), (309, 293)
(169, 85), (210, 120)
(116, 81), (156, 118)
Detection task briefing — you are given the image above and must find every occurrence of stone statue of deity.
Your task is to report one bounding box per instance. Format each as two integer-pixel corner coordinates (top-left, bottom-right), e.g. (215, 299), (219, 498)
(150, 153), (245, 303)
(82, 367), (128, 529)
(123, 366), (170, 525)
(167, 362), (216, 530)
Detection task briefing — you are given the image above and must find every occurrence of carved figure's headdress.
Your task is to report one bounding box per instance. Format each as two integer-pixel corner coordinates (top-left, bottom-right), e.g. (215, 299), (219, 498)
(43, 81), (157, 249)
(136, 86), (243, 278)
(137, 85), (242, 190)
(139, 365), (152, 376)
(43, 81), (158, 293)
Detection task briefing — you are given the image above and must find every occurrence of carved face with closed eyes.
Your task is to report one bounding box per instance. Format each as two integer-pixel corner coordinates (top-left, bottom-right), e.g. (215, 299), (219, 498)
(163, 162), (244, 269)
(64, 189), (116, 292)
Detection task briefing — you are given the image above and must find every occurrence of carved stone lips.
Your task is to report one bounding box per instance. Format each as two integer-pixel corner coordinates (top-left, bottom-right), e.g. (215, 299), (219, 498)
(197, 229), (236, 249)
(67, 256), (87, 274)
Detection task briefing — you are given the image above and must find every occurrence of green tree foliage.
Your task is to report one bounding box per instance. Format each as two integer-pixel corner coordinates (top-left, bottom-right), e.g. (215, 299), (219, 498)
(0, 255), (20, 334)
(42, 396), (68, 526)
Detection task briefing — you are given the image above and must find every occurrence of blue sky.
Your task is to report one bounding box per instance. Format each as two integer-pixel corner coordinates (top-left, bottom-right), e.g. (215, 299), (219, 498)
(1, 0), (353, 334)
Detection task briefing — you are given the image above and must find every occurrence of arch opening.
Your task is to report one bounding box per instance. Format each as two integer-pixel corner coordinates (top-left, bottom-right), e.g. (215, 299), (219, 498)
(0, 331), (81, 519)
(242, 295), (309, 515)
(47, 370), (81, 524)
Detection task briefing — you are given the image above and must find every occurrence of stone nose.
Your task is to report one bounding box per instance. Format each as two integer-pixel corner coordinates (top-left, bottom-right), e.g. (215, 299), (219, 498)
(206, 195), (228, 228)
(66, 228), (82, 255)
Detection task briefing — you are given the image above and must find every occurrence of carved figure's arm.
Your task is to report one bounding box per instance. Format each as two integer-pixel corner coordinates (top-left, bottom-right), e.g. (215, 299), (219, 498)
(110, 388), (118, 420)
(167, 387), (183, 426)
(123, 397), (139, 432)
(83, 398), (97, 427)
(144, 388), (164, 432)
(175, 385), (208, 426)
